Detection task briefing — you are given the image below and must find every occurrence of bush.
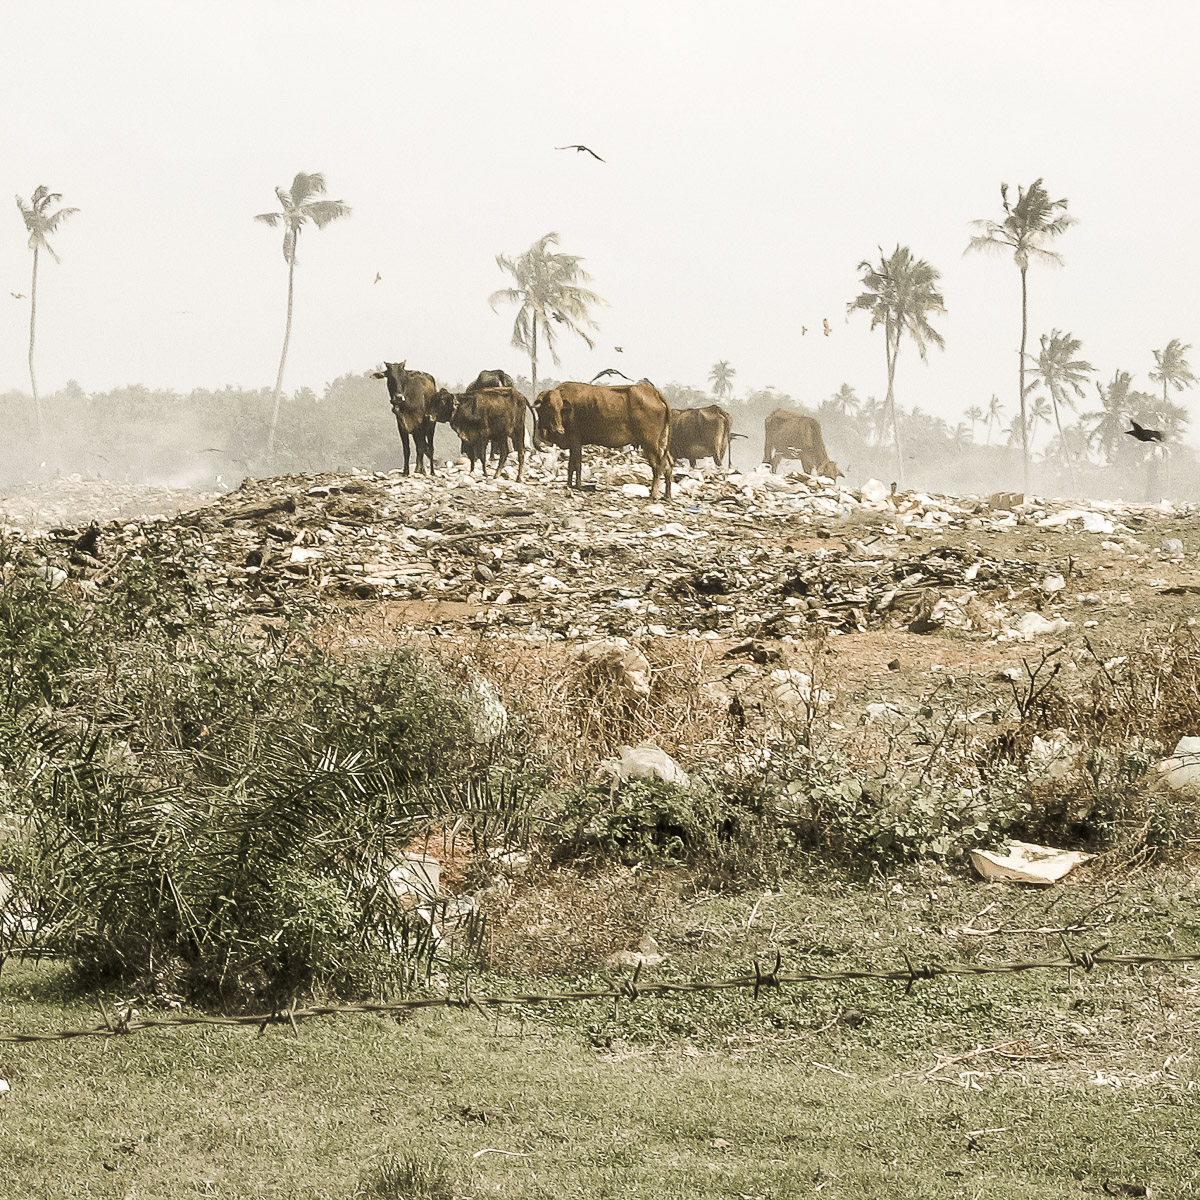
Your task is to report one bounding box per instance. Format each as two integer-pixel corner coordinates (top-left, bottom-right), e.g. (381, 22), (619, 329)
(0, 562), (511, 1002)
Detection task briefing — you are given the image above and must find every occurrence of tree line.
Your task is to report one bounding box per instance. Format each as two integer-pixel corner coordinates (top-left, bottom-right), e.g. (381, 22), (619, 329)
(14, 172), (1195, 500)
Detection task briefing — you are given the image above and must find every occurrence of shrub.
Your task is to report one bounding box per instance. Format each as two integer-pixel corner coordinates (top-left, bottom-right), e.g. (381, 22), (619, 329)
(0, 564), (509, 1002)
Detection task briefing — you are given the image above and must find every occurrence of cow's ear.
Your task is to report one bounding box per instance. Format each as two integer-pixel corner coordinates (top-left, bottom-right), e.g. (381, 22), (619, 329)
(371, 371), (386, 379)
(397, 360), (405, 371)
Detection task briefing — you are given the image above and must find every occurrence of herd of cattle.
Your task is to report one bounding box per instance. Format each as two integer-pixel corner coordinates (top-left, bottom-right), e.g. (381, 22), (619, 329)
(371, 362), (842, 500)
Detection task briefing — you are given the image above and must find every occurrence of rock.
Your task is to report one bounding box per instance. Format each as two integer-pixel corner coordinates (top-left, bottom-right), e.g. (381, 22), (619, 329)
(386, 853), (441, 901)
(987, 491), (1024, 510)
(1012, 612), (1069, 639)
(466, 678), (508, 742)
(1161, 538), (1184, 558)
(578, 639), (653, 701)
(1156, 736), (1200, 796)
(1028, 730), (1079, 780)
(1081, 511), (1115, 534)
(605, 932), (665, 969)
(598, 744), (690, 787)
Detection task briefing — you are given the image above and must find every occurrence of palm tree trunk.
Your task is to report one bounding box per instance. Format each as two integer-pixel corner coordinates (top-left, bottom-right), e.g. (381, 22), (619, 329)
(530, 318), (539, 403)
(28, 244), (41, 437)
(1050, 392), (1078, 495)
(1018, 266), (1029, 494)
(267, 243), (297, 455)
(885, 324), (904, 487)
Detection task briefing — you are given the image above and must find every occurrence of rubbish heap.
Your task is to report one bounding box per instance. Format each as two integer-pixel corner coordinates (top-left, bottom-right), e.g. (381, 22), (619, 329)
(1, 457), (1196, 648)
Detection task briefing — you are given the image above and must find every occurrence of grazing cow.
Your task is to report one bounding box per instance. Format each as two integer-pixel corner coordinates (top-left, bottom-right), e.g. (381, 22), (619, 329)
(371, 361), (438, 475)
(437, 386), (527, 480)
(670, 404), (734, 468)
(762, 409), (842, 479)
(465, 368), (515, 393)
(535, 380), (673, 499)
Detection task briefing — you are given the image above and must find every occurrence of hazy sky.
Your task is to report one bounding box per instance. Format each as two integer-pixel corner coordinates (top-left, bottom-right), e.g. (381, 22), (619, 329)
(4, 0), (1200, 435)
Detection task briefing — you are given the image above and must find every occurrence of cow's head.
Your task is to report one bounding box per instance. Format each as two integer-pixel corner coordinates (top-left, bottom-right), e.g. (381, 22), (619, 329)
(428, 388), (458, 423)
(371, 361), (407, 394)
(816, 460), (844, 481)
(534, 388), (566, 438)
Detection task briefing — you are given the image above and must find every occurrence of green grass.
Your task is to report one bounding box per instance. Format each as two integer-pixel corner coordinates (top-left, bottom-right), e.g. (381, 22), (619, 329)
(3, 870), (1199, 1199)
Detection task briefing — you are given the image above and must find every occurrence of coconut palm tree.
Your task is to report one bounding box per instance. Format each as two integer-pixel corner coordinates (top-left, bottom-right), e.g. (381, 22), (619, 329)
(255, 171), (351, 453)
(829, 382), (860, 418)
(1085, 371), (1134, 463)
(1026, 330), (1093, 493)
(966, 179), (1075, 492)
(489, 232), (605, 404)
(985, 394), (1005, 445)
(16, 185), (79, 436)
(1150, 339), (1197, 412)
(1002, 415), (1025, 448)
(847, 244), (946, 486)
(1028, 395), (1052, 453)
(964, 404), (984, 441)
(708, 361), (736, 401)
(860, 396), (886, 445)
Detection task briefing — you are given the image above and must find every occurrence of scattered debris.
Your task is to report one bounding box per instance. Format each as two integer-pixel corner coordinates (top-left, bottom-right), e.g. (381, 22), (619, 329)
(1156, 737), (1200, 797)
(969, 841), (1091, 886)
(599, 745), (690, 787)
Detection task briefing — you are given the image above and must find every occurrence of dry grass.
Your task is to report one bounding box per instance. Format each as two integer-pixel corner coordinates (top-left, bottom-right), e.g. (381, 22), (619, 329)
(478, 862), (684, 976)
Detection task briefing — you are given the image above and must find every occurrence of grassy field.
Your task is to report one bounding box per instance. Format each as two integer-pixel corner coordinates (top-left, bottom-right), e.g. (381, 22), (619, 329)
(4, 868), (1198, 1200)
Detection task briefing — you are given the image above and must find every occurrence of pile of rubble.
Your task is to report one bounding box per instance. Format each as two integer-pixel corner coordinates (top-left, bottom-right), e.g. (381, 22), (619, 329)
(1, 455), (1195, 646)
(0, 473), (218, 531)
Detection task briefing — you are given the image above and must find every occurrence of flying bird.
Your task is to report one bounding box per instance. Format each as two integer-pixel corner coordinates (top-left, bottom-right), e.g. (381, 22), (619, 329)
(823, 318), (831, 337)
(801, 326), (807, 336)
(373, 273), (382, 284)
(11, 292), (26, 300)
(556, 144), (605, 162)
(614, 346), (624, 353)
(1126, 421), (1164, 442)
(591, 368), (633, 383)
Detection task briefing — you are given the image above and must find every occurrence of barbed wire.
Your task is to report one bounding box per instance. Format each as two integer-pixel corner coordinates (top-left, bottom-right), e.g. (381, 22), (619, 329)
(2, 941), (1198, 1045)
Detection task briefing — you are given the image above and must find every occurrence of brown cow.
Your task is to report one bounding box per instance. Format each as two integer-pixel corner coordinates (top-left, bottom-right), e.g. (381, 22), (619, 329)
(535, 381), (673, 499)
(438, 386), (527, 480)
(670, 404), (734, 468)
(371, 361), (438, 476)
(465, 368), (515, 393)
(762, 409), (842, 478)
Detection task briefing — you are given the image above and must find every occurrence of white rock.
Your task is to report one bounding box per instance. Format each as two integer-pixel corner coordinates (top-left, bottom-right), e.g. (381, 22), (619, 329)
(1081, 512), (1115, 534)
(1028, 730), (1079, 780)
(1157, 737), (1200, 796)
(599, 744), (690, 787)
(1013, 612), (1069, 639)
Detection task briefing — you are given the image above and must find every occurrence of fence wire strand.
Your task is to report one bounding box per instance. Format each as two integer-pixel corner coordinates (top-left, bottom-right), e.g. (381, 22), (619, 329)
(2, 945), (1198, 1045)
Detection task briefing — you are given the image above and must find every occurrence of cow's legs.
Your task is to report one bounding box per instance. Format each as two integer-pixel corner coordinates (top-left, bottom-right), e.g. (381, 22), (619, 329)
(398, 428), (412, 476)
(568, 445), (582, 488)
(493, 435), (512, 478)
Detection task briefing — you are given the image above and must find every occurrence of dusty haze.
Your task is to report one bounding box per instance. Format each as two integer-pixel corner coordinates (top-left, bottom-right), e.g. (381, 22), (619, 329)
(3, 1), (1199, 450)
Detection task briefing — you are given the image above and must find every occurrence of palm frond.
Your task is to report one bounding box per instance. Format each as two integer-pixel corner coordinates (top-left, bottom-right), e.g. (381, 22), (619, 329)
(304, 200), (351, 229)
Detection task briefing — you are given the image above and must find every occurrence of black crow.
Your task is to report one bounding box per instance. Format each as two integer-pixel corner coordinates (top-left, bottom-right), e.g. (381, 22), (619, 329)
(556, 144), (605, 162)
(591, 368), (633, 383)
(1126, 421), (1164, 442)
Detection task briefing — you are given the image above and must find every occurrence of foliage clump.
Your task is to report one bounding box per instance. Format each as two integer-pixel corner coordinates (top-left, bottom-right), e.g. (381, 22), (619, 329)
(0, 554), (508, 1003)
